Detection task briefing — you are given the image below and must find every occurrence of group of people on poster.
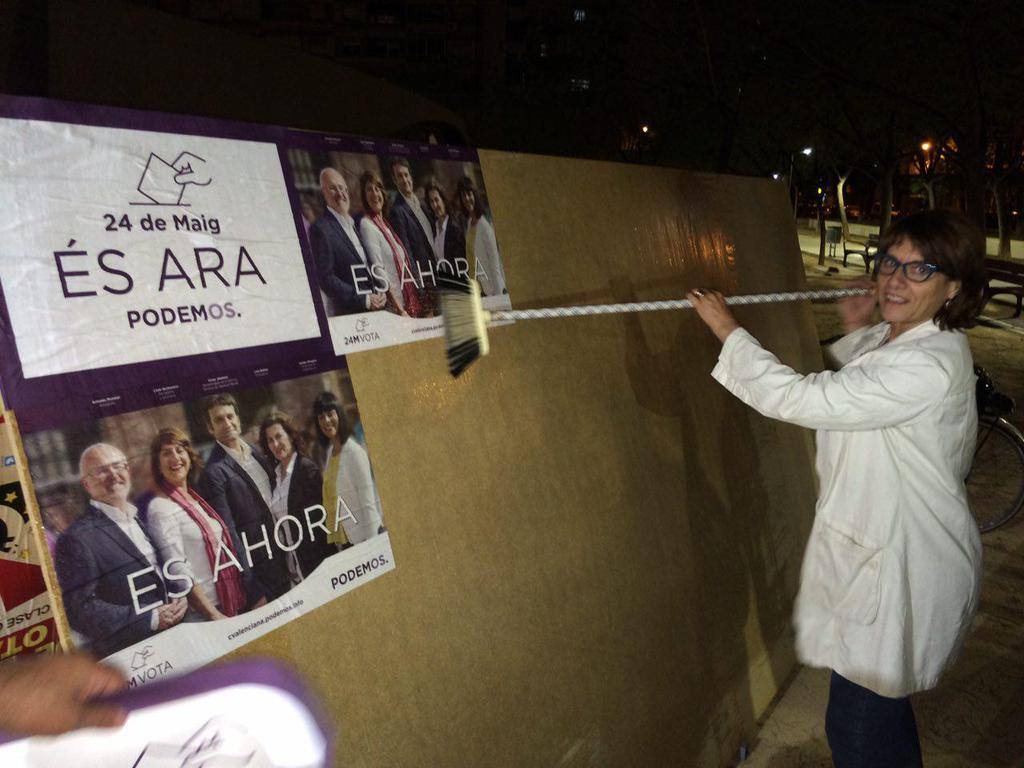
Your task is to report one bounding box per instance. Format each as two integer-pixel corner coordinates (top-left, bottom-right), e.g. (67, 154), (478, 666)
(307, 157), (507, 319)
(53, 391), (383, 658)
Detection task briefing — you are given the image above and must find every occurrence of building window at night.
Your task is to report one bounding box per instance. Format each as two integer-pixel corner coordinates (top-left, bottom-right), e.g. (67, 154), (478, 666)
(540, 42), (548, 57)
(570, 77), (591, 91)
(574, 8), (587, 22)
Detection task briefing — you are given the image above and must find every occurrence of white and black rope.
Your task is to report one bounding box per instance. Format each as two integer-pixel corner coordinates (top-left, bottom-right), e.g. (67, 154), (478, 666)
(488, 288), (871, 322)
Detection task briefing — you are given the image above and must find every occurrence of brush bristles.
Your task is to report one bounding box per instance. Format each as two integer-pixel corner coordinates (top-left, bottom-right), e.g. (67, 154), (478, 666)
(438, 275), (491, 377)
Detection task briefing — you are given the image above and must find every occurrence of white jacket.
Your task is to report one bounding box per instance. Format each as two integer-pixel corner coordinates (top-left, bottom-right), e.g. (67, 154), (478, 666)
(326, 439), (383, 545)
(470, 217), (507, 297)
(712, 320), (982, 697)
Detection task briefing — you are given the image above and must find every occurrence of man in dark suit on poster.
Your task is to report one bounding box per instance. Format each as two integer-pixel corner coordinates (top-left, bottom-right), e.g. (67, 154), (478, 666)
(424, 177), (467, 279)
(309, 167), (387, 316)
(196, 393), (291, 603)
(388, 157), (438, 307)
(55, 443), (187, 658)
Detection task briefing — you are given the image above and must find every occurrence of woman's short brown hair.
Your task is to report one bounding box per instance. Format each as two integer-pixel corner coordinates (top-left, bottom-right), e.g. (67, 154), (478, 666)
(150, 427), (203, 487)
(360, 169), (389, 218)
(259, 411), (306, 462)
(876, 209), (988, 331)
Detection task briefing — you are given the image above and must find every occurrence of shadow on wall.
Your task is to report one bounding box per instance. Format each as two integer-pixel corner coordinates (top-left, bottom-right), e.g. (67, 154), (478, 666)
(610, 193), (817, 761)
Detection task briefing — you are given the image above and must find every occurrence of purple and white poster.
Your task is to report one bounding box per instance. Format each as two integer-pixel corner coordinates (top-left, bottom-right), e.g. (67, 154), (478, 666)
(0, 96), (516, 683)
(284, 131), (512, 355)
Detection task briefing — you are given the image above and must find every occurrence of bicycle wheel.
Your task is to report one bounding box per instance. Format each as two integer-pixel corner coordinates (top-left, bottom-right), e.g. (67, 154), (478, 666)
(967, 416), (1024, 533)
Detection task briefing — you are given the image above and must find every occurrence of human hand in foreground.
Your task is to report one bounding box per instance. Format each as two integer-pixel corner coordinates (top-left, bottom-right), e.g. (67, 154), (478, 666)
(0, 653), (128, 735)
(155, 597), (188, 630)
(837, 276), (876, 333)
(688, 289), (740, 343)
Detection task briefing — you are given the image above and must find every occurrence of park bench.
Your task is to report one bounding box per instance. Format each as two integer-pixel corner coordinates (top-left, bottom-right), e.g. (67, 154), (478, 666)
(838, 221), (879, 272)
(984, 257), (1024, 318)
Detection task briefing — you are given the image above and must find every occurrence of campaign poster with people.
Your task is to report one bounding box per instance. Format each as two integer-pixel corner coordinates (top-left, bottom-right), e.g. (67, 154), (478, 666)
(285, 132), (513, 355)
(22, 369), (390, 682)
(0, 97), (398, 683)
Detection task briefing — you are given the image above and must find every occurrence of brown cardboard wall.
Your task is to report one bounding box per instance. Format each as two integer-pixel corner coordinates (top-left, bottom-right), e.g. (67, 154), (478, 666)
(231, 151), (824, 767)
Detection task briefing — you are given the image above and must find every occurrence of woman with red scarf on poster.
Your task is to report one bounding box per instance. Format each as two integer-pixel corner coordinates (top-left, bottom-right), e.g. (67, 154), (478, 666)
(147, 428), (247, 621)
(358, 169), (426, 318)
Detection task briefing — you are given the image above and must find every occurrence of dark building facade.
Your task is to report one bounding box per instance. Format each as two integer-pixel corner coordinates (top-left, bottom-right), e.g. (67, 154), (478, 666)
(112, 1), (620, 155)
(0, 0), (468, 143)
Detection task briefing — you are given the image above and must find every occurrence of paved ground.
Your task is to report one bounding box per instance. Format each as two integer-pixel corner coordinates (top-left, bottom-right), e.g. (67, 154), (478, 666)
(740, 237), (1024, 767)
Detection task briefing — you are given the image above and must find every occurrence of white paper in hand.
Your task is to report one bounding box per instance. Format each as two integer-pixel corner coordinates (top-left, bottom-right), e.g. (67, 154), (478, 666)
(0, 660), (330, 768)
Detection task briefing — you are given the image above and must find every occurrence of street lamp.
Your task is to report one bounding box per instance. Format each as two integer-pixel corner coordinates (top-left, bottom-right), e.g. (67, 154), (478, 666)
(920, 140), (932, 152)
(789, 147), (813, 218)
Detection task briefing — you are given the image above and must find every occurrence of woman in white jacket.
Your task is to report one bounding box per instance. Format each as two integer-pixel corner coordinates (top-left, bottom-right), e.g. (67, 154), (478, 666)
(311, 391), (384, 546)
(358, 169), (424, 318)
(456, 175), (507, 297)
(689, 210), (988, 768)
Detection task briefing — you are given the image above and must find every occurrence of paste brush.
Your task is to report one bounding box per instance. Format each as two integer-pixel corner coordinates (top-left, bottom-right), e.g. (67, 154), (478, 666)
(438, 275), (871, 377)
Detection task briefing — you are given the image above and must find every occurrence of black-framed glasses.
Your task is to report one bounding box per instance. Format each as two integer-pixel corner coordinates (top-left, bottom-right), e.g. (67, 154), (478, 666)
(875, 253), (943, 283)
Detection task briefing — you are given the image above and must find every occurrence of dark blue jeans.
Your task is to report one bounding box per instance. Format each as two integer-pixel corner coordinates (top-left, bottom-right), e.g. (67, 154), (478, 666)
(825, 671), (923, 768)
